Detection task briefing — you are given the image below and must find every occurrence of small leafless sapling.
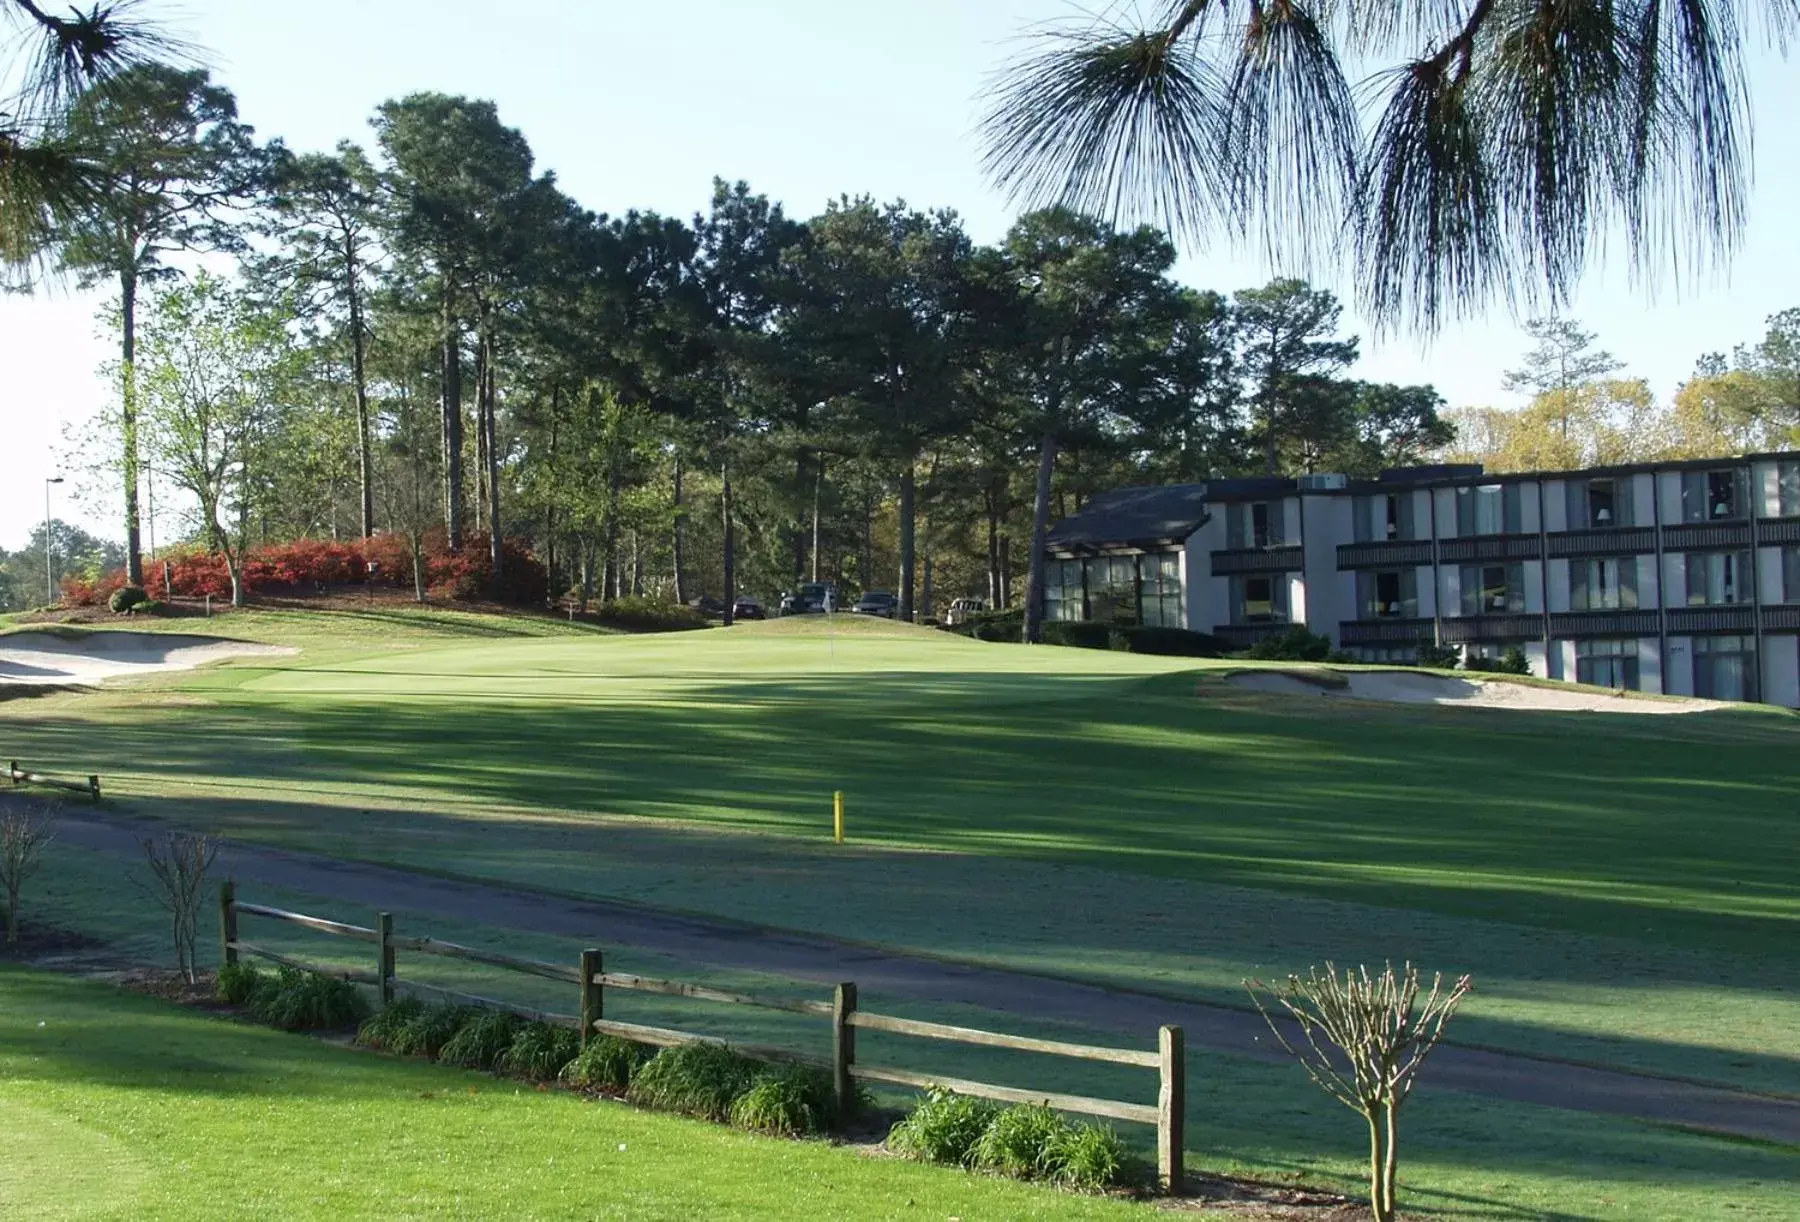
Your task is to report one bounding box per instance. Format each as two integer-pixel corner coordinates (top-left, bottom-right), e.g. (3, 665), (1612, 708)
(138, 831), (219, 983)
(1, 800), (58, 946)
(1247, 962), (1472, 1222)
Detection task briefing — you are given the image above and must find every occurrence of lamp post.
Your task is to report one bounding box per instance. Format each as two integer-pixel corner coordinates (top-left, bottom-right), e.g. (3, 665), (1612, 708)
(44, 476), (64, 606)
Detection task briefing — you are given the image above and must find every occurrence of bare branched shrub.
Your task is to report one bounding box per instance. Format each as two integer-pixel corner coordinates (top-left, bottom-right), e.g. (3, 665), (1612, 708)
(1, 800), (58, 946)
(138, 831), (218, 982)
(1247, 962), (1472, 1222)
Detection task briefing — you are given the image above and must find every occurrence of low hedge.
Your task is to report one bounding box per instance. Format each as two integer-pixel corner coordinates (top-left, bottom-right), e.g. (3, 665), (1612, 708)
(588, 596), (711, 633)
(1041, 621), (1112, 650)
(1107, 625), (1230, 657)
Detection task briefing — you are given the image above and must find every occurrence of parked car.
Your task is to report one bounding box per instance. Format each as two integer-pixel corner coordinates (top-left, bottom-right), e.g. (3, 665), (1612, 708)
(731, 595), (765, 621)
(688, 595), (726, 618)
(944, 596), (988, 627)
(853, 590), (898, 618)
(779, 582), (838, 615)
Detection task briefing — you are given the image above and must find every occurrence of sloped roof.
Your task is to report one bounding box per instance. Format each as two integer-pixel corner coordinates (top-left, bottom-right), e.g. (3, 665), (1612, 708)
(1045, 483), (1209, 552)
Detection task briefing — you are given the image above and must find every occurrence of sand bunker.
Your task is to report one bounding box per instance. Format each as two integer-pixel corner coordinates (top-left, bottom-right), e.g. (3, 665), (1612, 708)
(1228, 669), (1725, 714)
(0, 631), (294, 686)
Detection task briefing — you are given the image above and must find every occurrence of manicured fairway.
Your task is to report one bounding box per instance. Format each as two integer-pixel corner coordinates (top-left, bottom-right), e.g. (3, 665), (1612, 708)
(5, 608), (1799, 1097)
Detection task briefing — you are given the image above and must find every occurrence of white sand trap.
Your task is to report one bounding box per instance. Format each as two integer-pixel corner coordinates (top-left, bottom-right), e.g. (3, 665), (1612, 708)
(1228, 669), (1726, 714)
(0, 631), (295, 686)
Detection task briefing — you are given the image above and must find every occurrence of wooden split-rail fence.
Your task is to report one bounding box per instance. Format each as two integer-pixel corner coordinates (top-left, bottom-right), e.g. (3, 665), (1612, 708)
(220, 882), (1187, 1190)
(6, 760), (101, 801)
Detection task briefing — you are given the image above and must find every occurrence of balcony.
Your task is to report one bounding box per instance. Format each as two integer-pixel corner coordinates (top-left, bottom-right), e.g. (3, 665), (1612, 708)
(1765, 605), (1800, 631)
(1663, 522), (1751, 550)
(1436, 534), (1543, 563)
(1338, 618), (1434, 646)
(1548, 610), (1660, 638)
(1759, 518), (1800, 545)
(1210, 545), (1304, 576)
(1336, 539), (1432, 569)
(1439, 615), (1541, 644)
(1545, 527), (1656, 558)
(1211, 623), (1295, 649)
(1666, 605), (1755, 634)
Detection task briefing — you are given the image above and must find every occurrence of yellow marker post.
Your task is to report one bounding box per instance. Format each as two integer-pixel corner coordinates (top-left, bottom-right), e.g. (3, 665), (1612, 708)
(833, 791), (845, 844)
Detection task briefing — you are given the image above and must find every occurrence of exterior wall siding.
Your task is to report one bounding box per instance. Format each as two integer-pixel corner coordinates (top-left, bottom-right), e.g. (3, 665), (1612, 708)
(1765, 635), (1800, 708)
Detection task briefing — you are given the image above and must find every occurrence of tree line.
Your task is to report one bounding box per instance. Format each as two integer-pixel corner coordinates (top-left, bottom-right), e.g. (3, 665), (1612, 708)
(38, 64), (1461, 639)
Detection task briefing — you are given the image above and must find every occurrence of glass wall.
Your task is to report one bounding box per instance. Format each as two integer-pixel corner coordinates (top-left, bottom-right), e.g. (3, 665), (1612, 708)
(1694, 635), (1757, 701)
(1459, 562), (1526, 615)
(1566, 477), (1634, 528)
(1353, 492), (1417, 542)
(1356, 568), (1419, 619)
(1786, 546), (1800, 602)
(1685, 551), (1752, 605)
(1780, 461), (1800, 517)
(1681, 468), (1750, 522)
(1455, 483), (1523, 535)
(1576, 639), (1640, 689)
(1229, 574), (1288, 625)
(1571, 557), (1639, 610)
(1042, 552), (1183, 627)
(1224, 501), (1284, 549)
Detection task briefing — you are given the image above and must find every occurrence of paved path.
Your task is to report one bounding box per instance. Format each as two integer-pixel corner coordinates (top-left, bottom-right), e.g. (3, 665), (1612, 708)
(54, 809), (1800, 1147)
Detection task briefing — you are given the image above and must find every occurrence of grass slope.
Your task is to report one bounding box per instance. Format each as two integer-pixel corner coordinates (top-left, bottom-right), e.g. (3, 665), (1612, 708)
(5, 609), (1799, 1092)
(0, 966), (1150, 1221)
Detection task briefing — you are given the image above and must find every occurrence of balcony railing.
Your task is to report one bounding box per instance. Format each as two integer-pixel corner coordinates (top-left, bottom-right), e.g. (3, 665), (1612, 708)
(1663, 522), (1751, 550)
(1547, 610), (1660, 638)
(1209, 545), (1304, 576)
(1436, 534), (1543, 563)
(1764, 605), (1800, 631)
(1665, 605), (1756, 634)
(1335, 539), (1433, 569)
(1439, 615), (1542, 644)
(1545, 527), (1656, 558)
(1758, 518), (1800, 545)
(1338, 618), (1434, 646)
(1211, 623), (1295, 649)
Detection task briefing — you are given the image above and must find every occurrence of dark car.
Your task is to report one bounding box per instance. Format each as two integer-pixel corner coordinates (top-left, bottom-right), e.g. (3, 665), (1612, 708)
(732, 596), (765, 620)
(780, 582), (838, 615)
(853, 590), (898, 618)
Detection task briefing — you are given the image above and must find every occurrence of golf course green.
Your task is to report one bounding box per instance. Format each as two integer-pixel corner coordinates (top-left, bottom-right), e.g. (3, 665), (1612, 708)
(4, 605), (1799, 1217)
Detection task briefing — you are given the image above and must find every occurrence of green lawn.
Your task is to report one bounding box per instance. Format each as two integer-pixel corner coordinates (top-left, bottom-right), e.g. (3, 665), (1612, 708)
(5, 609), (1798, 1092)
(0, 966), (1157, 1221)
(12, 848), (1800, 1220)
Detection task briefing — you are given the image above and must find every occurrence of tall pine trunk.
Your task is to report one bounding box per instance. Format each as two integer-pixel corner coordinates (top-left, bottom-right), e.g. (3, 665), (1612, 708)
(1023, 431), (1057, 644)
(481, 321), (503, 599)
(897, 461), (916, 623)
(721, 460), (736, 627)
(986, 491), (1000, 607)
(441, 282), (464, 550)
(671, 453), (686, 604)
(810, 454), (824, 582)
(120, 269), (144, 585)
(347, 234), (373, 537)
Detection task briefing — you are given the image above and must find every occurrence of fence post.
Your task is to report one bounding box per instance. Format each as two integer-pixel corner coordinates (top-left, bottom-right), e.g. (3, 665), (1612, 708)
(1158, 1024), (1185, 1194)
(375, 912), (394, 1006)
(832, 982), (858, 1125)
(579, 948), (603, 1047)
(218, 880), (237, 968)
(87, 775), (101, 801)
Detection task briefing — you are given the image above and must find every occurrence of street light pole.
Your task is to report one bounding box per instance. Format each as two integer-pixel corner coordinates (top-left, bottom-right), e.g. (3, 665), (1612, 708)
(44, 476), (64, 606)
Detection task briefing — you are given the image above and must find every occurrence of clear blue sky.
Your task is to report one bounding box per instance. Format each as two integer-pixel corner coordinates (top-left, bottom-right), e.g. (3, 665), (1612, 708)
(5, 0), (1799, 547)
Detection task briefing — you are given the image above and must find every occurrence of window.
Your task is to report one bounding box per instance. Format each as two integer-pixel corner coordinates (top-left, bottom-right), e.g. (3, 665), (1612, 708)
(1138, 552), (1184, 627)
(1043, 558), (1083, 622)
(1566, 477), (1633, 528)
(1576, 639), (1640, 690)
(1356, 568), (1418, 619)
(1780, 461), (1800, 517)
(1226, 501), (1284, 549)
(1694, 635), (1757, 702)
(1682, 468), (1747, 522)
(1459, 563), (1526, 616)
(1685, 551), (1752, 606)
(1231, 574), (1289, 625)
(1353, 493), (1416, 543)
(1571, 558), (1640, 611)
(1786, 547), (1800, 603)
(1087, 555), (1142, 624)
(1455, 483), (1523, 536)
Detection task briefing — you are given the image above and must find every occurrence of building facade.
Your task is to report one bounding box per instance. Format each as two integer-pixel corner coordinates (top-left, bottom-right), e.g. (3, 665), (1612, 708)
(1043, 453), (1800, 707)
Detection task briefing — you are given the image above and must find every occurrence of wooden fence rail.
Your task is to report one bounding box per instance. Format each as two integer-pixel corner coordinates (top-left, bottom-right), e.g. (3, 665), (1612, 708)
(218, 885), (1187, 1191)
(6, 760), (100, 801)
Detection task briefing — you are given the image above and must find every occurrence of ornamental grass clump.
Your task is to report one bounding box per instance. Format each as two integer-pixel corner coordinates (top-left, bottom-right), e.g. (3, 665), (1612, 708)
(245, 964), (369, 1031)
(497, 1021), (580, 1081)
(970, 1102), (1071, 1178)
(356, 997), (425, 1051)
(437, 1008), (523, 1070)
(626, 1043), (759, 1122)
(388, 1003), (476, 1059)
(728, 1065), (838, 1137)
(560, 1035), (650, 1093)
(887, 1088), (1001, 1167)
